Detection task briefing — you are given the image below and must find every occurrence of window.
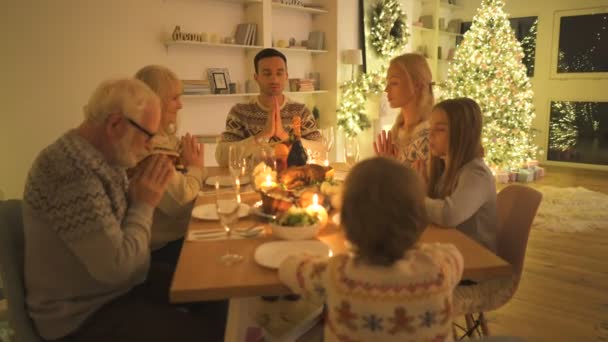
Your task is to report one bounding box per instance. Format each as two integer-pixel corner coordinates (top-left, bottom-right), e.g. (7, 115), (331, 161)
(551, 8), (608, 79)
(548, 101), (608, 165)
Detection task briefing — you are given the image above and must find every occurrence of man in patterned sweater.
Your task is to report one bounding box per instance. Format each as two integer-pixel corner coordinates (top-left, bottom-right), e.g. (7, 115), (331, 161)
(215, 48), (323, 167)
(23, 79), (223, 341)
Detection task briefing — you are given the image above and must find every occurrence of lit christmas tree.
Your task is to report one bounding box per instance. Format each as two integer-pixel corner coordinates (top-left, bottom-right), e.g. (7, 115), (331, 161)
(440, 0), (538, 169)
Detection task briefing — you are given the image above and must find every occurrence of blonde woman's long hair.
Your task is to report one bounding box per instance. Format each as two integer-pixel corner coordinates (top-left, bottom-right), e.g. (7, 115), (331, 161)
(428, 98), (484, 198)
(389, 53), (434, 138)
(135, 65), (180, 103)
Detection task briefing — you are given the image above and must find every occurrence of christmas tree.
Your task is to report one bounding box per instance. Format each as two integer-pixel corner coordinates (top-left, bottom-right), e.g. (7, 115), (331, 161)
(440, 0), (538, 169)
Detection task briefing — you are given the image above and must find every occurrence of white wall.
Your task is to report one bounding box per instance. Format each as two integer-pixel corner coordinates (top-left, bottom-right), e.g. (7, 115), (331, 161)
(459, 0), (608, 169)
(0, 0), (332, 199)
(2, 0), (606, 199)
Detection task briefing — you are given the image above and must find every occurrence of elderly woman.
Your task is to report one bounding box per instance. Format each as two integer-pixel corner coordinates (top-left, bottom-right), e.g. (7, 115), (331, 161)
(135, 65), (206, 265)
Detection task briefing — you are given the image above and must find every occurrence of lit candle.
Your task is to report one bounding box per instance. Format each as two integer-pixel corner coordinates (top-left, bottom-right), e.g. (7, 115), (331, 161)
(323, 159), (330, 167)
(261, 174), (277, 192)
(306, 193), (328, 228)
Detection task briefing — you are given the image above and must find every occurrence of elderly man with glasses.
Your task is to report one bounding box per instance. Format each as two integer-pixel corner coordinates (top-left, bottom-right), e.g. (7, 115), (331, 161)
(22, 78), (222, 341)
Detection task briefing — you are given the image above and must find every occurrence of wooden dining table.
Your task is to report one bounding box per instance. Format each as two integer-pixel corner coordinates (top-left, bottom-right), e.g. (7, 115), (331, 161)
(169, 167), (513, 304)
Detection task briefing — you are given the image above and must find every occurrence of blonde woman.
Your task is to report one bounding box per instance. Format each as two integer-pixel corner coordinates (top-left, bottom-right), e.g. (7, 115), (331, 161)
(135, 65), (206, 264)
(373, 53), (433, 166)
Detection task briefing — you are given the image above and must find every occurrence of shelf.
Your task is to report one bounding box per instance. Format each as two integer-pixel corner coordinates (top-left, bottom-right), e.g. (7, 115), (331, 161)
(211, 0), (262, 4)
(421, 1), (464, 10)
(183, 90), (329, 98)
(412, 26), (435, 34)
(273, 47), (328, 54)
(440, 2), (464, 10)
(165, 40), (263, 50)
(271, 3), (327, 14)
(439, 30), (463, 38)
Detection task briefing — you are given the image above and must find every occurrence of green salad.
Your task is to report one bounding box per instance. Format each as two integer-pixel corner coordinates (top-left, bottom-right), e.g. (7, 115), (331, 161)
(277, 207), (319, 227)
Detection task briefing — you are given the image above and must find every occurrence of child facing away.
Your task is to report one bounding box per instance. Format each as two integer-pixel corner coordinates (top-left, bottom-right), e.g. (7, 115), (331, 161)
(279, 157), (463, 342)
(415, 97), (498, 253)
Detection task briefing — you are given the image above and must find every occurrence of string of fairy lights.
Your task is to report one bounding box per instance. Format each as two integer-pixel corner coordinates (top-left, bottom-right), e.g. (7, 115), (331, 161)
(337, 0), (408, 137)
(440, 0), (538, 169)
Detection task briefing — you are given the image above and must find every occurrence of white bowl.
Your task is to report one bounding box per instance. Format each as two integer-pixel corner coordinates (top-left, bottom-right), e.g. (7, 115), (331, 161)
(270, 222), (320, 240)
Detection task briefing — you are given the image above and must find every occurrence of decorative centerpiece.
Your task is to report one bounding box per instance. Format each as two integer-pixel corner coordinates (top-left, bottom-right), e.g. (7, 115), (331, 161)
(251, 116), (343, 219)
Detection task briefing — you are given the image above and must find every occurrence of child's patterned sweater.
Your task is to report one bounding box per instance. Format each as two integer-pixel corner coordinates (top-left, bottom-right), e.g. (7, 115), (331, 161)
(279, 243), (463, 342)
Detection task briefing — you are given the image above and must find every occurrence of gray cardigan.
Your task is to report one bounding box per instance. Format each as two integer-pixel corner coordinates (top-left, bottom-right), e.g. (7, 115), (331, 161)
(425, 158), (498, 253)
(22, 130), (153, 339)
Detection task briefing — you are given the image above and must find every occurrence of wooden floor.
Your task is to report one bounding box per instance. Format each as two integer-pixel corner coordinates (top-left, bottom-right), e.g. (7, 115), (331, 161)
(470, 166), (608, 341)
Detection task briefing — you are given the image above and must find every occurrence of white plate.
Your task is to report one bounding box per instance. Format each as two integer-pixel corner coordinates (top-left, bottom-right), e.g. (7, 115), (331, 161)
(205, 175), (251, 187)
(191, 203), (251, 220)
(254, 240), (330, 269)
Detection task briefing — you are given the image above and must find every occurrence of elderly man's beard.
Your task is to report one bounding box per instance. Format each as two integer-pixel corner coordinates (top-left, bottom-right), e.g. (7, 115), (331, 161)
(111, 131), (146, 168)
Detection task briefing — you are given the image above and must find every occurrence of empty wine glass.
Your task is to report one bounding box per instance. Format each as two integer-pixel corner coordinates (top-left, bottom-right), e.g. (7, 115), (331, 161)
(216, 179), (243, 265)
(229, 144), (253, 182)
(344, 136), (360, 167)
(320, 127), (335, 161)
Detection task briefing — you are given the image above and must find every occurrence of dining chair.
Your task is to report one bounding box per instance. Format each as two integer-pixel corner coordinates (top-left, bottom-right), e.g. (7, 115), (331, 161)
(0, 200), (41, 342)
(454, 185), (542, 338)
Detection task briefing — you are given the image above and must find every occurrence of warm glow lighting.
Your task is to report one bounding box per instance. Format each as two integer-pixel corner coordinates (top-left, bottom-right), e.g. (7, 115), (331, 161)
(324, 159), (330, 167)
(306, 193), (328, 228)
(261, 174), (277, 192)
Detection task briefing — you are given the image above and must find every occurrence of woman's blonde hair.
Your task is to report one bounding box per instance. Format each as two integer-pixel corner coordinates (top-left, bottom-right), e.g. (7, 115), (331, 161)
(341, 157), (428, 266)
(428, 97), (484, 198)
(389, 53), (434, 136)
(134, 65), (180, 101)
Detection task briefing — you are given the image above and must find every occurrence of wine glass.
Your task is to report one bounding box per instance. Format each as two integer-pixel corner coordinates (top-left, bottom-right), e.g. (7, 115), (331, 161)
(229, 144), (244, 179)
(320, 127), (334, 161)
(216, 180), (243, 265)
(229, 144), (253, 183)
(344, 136), (360, 167)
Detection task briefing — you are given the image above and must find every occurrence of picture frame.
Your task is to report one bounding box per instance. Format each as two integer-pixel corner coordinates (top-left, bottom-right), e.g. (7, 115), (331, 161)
(207, 68), (231, 94)
(550, 7), (608, 79)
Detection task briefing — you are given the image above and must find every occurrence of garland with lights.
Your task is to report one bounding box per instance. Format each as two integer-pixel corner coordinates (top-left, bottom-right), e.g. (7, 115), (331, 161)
(369, 0), (410, 60)
(337, 68), (386, 137)
(336, 0), (409, 136)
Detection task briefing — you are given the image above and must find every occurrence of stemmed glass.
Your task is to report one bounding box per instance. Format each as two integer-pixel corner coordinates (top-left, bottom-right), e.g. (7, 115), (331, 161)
(229, 144), (253, 183)
(320, 127), (335, 161)
(216, 179), (243, 265)
(344, 136), (360, 167)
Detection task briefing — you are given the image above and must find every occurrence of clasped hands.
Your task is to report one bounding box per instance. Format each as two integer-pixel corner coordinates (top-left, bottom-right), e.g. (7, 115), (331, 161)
(258, 96), (289, 142)
(374, 129), (428, 186)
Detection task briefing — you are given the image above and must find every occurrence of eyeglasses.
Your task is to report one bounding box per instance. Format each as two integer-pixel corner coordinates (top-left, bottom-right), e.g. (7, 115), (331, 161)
(125, 117), (155, 141)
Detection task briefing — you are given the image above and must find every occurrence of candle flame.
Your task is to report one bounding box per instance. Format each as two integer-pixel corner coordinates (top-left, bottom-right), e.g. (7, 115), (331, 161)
(324, 159), (329, 167)
(313, 193), (319, 206)
(265, 174), (272, 185)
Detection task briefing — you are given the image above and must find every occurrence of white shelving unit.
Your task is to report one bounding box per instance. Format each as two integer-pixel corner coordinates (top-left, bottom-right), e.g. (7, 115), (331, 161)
(412, 0), (464, 83)
(183, 90), (328, 98)
(271, 2), (327, 14)
(164, 0), (339, 122)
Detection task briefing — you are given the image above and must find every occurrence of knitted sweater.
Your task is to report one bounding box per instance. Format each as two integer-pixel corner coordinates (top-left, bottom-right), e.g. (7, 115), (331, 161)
(22, 130), (153, 339)
(148, 132), (204, 251)
(391, 119), (430, 166)
(425, 158), (498, 253)
(215, 97), (323, 167)
(279, 243), (464, 342)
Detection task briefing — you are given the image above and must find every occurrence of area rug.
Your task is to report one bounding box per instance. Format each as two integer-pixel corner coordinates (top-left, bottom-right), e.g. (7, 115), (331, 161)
(533, 186), (608, 232)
